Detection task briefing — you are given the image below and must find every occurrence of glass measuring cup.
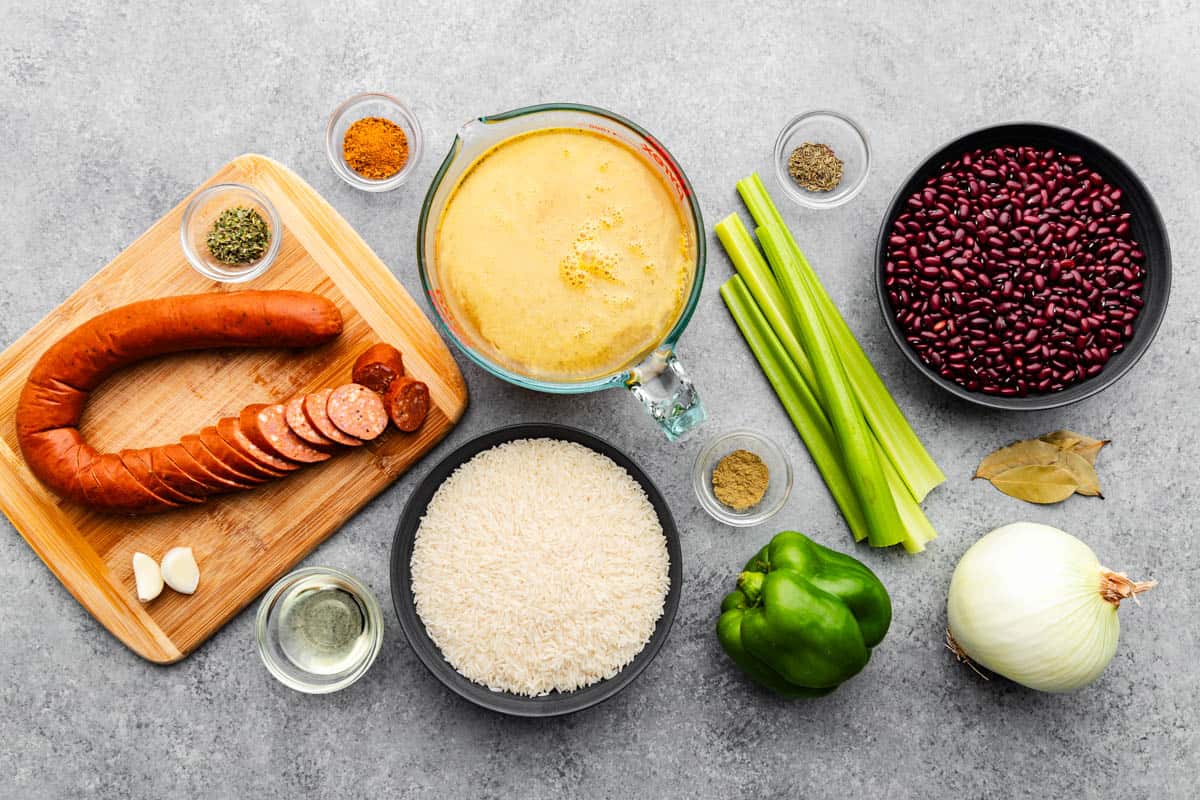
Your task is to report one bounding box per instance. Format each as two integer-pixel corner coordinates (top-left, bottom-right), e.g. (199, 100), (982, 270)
(417, 103), (707, 440)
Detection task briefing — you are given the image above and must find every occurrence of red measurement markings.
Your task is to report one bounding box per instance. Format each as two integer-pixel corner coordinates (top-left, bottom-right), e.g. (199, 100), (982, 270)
(430, 288), (466, 340)
(641, 137), (688, 202)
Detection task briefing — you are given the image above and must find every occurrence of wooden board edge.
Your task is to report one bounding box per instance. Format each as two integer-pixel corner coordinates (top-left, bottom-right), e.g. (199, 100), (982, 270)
(0, 439), (182, 664)
(239, 154), (469, 424)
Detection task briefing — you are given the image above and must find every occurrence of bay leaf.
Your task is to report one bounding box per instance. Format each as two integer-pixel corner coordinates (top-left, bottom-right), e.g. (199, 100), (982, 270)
(1071, 438), (1110, 466)
(1039, 429), (1110, 465)
(1056, 450), (1103, 498)
(974, 439), (1061, 480)
(1039, 429), (1084, 450)
(989, 464), (1080, 504)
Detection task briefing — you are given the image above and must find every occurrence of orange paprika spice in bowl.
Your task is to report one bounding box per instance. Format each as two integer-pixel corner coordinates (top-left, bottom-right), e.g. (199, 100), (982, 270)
(342, 116), (409, 180)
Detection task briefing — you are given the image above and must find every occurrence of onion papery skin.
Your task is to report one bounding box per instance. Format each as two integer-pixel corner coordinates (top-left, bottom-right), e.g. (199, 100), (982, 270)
(947, 522), (1119, 692)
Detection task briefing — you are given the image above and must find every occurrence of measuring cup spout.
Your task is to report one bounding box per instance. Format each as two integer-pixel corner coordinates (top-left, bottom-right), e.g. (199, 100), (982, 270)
(627, 348), (707, 441)
(456, 118), (487, 144)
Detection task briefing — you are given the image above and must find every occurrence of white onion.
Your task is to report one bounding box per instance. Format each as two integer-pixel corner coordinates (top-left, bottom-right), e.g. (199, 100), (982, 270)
(947, 522), (1154, 692)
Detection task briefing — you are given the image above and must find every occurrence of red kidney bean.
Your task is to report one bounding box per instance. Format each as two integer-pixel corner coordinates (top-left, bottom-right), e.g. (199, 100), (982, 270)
(885, 144), (1146, 397)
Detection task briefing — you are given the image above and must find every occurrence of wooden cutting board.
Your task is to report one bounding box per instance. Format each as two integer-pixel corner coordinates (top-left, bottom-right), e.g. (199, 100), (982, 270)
(0, 154), (468, 663)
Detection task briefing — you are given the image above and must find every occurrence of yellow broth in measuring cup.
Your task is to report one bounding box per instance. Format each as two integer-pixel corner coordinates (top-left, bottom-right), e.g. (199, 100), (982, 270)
(435, 128), (696, 383)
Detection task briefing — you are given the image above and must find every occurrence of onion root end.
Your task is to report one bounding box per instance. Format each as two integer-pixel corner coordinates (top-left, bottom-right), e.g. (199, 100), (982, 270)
(945, 628), (989, 680)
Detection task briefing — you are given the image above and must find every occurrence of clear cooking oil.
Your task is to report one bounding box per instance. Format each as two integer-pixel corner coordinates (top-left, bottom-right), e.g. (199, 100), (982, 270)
(276, 582), (373, 675)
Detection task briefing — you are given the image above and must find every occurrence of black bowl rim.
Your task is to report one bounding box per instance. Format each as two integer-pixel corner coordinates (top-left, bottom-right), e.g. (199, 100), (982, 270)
(874, 121), (1172, 411)
(389, 423), (683, 718)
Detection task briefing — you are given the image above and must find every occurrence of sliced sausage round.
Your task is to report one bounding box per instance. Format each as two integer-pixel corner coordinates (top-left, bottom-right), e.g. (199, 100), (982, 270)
(182, 433), (262, 486)
(242, 403), (331, 464)
(201, 425), (284, 481)
(121, 448), (203, 505)
(327, 384), (388, 441)
(147, 446), (213, 499)
(285, 394), (337, 448)
(116, 450), (194, 506)
(154, 445), (218, 496)
(76, 449), (102, 507)
(384, 376), (430, 432)
(352, 343), (405, 395)
(88, 453), (178, 514)
(219, 417), (298, 475)
(303, 389), (362, 447)
(163, 442), (247, 494)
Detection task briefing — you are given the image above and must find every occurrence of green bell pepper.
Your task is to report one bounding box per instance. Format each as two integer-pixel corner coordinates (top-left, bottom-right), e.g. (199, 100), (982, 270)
(717, 531), (892, 696)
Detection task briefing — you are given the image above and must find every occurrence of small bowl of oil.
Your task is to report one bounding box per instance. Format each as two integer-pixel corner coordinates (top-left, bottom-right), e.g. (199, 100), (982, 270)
(256, 566), (384, 694)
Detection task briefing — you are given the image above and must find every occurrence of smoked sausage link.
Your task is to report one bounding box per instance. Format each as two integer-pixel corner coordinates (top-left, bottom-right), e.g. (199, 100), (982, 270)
(15, 291), (342, 514)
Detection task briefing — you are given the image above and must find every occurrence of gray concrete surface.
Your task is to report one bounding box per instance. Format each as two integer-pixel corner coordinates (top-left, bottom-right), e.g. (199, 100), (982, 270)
(2, 2), (1197, 797)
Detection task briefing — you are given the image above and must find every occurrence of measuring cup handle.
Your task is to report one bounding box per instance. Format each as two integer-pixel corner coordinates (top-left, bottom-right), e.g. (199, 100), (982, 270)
(627, 349), (707, 441)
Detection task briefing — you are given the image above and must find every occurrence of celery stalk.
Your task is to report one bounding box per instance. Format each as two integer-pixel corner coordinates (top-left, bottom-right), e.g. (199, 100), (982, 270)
(882, 455), (937, 553)
(714, 213), (817, 393)
(717, 216), (937, 552)
(736, 174), (946, 502)
(719, 276), (870, 543)
(721, 274), (936, 552)
(758, 225), (905, 548)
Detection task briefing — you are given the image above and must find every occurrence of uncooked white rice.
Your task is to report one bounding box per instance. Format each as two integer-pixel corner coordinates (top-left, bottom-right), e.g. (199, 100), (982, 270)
(410, 438), (670, 696)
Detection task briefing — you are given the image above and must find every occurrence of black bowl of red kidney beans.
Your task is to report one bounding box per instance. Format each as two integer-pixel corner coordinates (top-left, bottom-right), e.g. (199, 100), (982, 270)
(876, 123), (1170, 410)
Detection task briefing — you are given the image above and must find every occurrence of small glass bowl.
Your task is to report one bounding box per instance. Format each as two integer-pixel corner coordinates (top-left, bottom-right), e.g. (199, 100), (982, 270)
(180, 183), (281, 283)
(326, 92), (423, 192)
(255, 566), (384, 694)
(774, 110), (871, 209)
(693, 430), (793, 527)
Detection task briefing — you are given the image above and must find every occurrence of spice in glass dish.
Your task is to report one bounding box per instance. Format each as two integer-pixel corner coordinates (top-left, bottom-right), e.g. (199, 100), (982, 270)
(342, 116), (409, 180)
(205, 206), (271, 265)
(712, 449), (770, 511)
(787, 142), (844, 192)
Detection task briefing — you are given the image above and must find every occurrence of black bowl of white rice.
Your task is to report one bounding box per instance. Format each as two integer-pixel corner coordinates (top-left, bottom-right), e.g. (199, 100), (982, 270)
(390, 423), (682, 717)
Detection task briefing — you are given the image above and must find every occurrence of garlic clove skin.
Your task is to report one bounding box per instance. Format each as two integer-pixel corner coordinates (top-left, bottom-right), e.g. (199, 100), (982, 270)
(132, 552), (163, 602)
(160, 547), (200, 595)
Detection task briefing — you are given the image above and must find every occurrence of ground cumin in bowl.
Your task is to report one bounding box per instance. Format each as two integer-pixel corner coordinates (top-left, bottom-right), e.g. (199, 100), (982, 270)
(692, 430), (793, 527)
(712, 449), (770, 511)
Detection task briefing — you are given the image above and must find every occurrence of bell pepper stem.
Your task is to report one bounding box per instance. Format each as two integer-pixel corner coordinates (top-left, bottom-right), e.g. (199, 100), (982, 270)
(737, 571), (766, 604)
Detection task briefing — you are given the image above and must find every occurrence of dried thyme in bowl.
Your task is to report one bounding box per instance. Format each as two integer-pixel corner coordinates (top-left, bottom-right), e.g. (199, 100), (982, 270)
(206, 205), (271, 264)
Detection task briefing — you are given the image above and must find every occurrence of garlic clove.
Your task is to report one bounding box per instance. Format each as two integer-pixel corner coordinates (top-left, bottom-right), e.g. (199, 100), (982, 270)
(160, 547), (200, 595)
(132, 552), (163, 602)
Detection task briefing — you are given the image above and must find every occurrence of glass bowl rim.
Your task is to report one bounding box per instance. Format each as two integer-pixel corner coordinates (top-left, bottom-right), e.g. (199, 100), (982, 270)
(325, 91), (424, 192)
(179, 182), (282, 284)
(692, 428), (794, 527)
(772, 109), (872, 209)
(255, 565), (384, 694)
